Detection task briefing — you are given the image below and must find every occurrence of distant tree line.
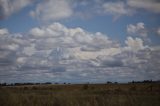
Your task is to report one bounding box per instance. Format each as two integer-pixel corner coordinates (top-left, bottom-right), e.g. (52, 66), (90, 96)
(106, 81), (118, 84)
(0, 82), (52, 86)
(128, 80), (160, 84)
(0, 82), (73, 86)
(106, 80), (160, 84)
(0, 80), (160, 86)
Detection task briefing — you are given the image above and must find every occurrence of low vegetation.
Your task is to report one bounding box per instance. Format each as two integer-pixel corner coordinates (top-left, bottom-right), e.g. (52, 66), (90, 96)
(0, 83), (160, 106)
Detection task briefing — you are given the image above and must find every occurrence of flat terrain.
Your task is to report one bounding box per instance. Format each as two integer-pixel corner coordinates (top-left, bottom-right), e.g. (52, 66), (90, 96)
(0, 83), (160, 106)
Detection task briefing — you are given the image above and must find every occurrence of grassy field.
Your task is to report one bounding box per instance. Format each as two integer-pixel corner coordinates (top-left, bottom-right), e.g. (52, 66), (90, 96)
(0, 83), (160, 106)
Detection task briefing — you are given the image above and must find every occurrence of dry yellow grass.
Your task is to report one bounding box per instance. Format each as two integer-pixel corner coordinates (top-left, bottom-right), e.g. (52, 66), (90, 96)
(0, 83), (160, 106)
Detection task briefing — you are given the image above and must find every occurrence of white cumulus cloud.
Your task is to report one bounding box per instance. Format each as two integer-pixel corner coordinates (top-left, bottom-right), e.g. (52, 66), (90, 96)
(102, 1), (133, 17)
(0, 28), (9, 35)
(127, 0), (160, 13)
(125, 36), (147, 52)
(30, 0), (73, 21)
(0, 0), (32, 18)
(127, 22), (147, 37)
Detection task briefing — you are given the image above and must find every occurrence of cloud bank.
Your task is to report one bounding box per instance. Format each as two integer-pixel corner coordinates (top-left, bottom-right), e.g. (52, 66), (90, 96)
(1, 0), (160, 21)
(0, 22), (159, 83)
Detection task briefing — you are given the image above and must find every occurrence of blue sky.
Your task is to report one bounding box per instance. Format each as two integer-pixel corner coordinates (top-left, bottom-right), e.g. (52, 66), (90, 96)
(0, 0), (160, 83)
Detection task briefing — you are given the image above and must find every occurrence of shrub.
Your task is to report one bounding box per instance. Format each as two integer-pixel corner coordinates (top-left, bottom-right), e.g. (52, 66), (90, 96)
(82, 84), (89, 90)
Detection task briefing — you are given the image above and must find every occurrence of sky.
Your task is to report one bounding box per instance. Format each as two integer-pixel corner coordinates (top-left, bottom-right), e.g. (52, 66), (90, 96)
(0, 0), (160, 83)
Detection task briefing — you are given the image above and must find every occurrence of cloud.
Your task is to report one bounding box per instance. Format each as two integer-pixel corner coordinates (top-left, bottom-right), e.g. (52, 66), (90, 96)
(29, 23), (69, 38)
(22, 44), (36, 56)
(125, 36), (147, 52)
(30, 0), (73, 21)
(1, 0), (160, 21)
(0, 24), (118, 82)
(96, 56), (124, 67)
(127, 22), (148, 37)
(102, 1), (133, 18)
(157, 28), (160, 35)
(127, 0), (160, 13)
(0, 28), (9, 35)
(113, 47), (160, 80)
(95, 0), (160, 20)
(0, 0), (32, 18)
(0, 23), (159, 83)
